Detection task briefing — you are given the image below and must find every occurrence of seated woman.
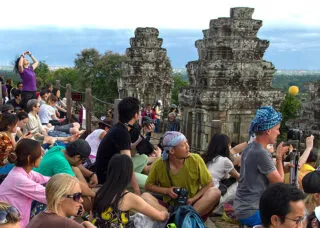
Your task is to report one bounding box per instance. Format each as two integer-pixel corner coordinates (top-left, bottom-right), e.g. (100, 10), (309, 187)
(0, 139), (49, 227)
(0, 202), (21, 228)
(24, 99), (82, 146)
(85, 118), (113, 164)
(93, 154), (168, 227)
(38, 95), (80, 136)
(26, 174), (95, 228)
(52, 88), (67, 118)
(0, 113), (19, 174)
(202, 133), (240, 215)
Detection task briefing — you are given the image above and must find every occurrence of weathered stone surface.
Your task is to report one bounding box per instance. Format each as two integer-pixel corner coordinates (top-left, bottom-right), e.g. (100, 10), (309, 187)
(179, 7), (284, 151)
(288, 81), (320, 148)
(119, 27), (173, 109)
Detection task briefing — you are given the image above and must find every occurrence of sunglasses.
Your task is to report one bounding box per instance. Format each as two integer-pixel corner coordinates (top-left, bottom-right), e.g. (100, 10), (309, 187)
(0, 206), (20, 224)
(64, 192), (82, 202)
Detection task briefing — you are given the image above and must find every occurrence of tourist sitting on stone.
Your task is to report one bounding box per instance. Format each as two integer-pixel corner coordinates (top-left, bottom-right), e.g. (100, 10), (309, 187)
(34, 139), (96, 211)
(6, 88), (23, 112)
(0, 139), (49, 228)
(38, 95), (80, 136)
(85, 117), (113, 165)
(260, 183), (306, 228)
(202, 133), (240, 215)
(96, 97), (142, 194)
(39, 88), (49, 106)
(93, 154), (168, 227)
(0, 104), (14, 114)
(302, 171), (320, 215)
(233, 106), (289, 227)
(52, 88), (67, 118)
(26, 174), (95, 228)
(0, 202), (21, 228)
(9, 81), (23, 100)
(144, 131), (221, 220)
(167, 112), (180, 132)
(141, 104), (156, 121)
(0, 113), (31, 174)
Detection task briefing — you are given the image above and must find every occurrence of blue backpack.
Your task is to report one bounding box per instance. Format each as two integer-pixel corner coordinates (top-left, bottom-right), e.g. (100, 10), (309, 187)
(167, 205), (206, 228)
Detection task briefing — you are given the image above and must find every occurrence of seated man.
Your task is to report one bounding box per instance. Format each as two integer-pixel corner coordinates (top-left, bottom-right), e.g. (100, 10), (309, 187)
(233, 106), (288, 226)
(260, 183), (305, 228)
(144, 131), (221, 219)
(38, 94), (80, 136)
(7, 88), (23, 112)
(96, 97), (146, 194)
(34, 139), (96, 209)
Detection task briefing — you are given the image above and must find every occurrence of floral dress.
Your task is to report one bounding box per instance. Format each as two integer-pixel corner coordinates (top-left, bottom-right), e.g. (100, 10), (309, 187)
(0, 132), (13, 166)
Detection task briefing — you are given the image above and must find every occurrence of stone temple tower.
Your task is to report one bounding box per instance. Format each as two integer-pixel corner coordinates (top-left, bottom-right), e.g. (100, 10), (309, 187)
(179, 7), (284, 151)
(118, 27), (173, 110)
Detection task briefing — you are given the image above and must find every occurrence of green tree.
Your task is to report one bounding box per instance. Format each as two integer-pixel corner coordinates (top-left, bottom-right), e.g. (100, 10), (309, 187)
(34, 61), (51, 89)
(171, 73), (188, 105)
(279, 93), (301, 141)
(74, 49), (126, 116)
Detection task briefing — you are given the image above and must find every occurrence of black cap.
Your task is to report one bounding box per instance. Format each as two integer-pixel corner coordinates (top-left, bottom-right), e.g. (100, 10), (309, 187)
(302, 171), (320, 193)
(66, 139), (91, 158)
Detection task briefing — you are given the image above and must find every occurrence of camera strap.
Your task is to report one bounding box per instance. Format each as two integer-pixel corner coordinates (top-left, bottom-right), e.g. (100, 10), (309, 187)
(166, 160), (173, 186)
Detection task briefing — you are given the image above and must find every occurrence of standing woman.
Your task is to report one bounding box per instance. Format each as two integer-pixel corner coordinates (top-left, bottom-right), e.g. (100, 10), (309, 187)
(14, 51), (38, 110)
(0, 139), (49, 228)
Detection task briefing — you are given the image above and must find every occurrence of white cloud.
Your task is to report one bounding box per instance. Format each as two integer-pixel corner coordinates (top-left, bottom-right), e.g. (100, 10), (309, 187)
(1, 0), (320, 29)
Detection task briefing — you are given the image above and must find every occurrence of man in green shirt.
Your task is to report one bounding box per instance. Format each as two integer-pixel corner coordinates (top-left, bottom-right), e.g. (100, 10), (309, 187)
(145, 131), (221, 219)
(35, 139), (96, 200)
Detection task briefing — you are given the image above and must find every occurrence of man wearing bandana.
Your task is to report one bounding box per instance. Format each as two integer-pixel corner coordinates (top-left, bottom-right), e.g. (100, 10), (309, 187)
(144, 131), (221, 220)
(233, 106), (289, 227)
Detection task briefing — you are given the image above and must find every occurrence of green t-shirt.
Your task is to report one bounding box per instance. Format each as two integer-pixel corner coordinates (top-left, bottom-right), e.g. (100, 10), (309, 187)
(34, 146), (75, 177)
(145, 153), (212, 203)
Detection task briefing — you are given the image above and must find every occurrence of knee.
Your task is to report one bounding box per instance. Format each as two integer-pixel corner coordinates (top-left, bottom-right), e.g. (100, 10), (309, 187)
(206, 187), (221, 200)
(73, 122), (80, 128)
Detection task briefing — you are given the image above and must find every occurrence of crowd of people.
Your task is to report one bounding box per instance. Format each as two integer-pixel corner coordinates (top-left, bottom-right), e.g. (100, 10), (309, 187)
(0, 51), (320, 228)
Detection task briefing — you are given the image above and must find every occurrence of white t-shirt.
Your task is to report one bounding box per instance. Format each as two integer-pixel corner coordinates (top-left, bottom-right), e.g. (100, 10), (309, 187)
(85, 129), (105, 162)
(38, 104), (56, 124)
(206, 156), (234, 188)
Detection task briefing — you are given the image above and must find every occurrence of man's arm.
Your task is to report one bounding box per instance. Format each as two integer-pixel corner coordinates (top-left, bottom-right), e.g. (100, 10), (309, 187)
(267, 142), (288, 184)
(77, 164), (98, 188)
(120, 149), (140, 195)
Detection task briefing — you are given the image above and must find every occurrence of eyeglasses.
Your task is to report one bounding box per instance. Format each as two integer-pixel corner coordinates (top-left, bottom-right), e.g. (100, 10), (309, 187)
(64, 192), (82, 202)
(285, 215), (306, 225)
(0, 206), (20, 224)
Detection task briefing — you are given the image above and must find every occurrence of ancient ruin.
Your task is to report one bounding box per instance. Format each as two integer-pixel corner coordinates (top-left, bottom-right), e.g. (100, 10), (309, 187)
(288, 82), (320, 148)
(118, 27), (173, 110)
(179, 7), (284, 151)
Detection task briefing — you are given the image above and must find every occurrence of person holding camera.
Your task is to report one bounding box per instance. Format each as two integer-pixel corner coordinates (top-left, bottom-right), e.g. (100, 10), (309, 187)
(233, 106), (289, 227)
(144, 131), (221, 220)
(14, 51), (39, 110)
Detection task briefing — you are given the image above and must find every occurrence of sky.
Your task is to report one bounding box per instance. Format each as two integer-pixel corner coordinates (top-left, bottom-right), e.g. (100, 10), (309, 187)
(1, 0), (320, 69)
(2, 0), (320, 29)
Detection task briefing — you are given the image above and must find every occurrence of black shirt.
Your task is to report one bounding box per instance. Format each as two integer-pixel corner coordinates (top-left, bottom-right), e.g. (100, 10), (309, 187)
(96, 122), (131, 184)
(6, 99), (22, 111)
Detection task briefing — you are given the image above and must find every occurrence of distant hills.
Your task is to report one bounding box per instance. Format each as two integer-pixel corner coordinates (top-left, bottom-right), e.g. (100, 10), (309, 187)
(0, 27), (320, 70)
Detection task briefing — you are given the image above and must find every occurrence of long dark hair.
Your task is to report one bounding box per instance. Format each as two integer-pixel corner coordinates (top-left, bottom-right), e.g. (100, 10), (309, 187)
(202, 133), (230, 164)
(14, 57), (20, 74)
(0, 113), (18, 131)
(93, 154), (133, 215)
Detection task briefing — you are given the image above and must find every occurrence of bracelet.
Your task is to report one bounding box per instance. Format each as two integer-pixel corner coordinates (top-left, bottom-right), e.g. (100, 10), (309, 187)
(89, 172), (95, 178)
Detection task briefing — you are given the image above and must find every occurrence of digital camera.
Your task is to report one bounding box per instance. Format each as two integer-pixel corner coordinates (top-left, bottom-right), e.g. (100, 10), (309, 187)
(173, 187), (189, 205)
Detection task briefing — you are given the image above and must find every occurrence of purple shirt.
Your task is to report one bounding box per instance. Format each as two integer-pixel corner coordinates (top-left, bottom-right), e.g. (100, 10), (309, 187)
(19, 66), (36, 91)
(1, 84), (6, 98)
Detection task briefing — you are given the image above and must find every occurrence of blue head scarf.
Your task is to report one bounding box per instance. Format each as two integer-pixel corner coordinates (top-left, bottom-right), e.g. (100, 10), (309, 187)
(161, 131), (186, 160)
(249, 106), (282, 137)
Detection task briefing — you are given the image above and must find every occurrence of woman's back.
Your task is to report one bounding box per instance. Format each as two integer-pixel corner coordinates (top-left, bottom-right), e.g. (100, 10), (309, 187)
(94, 191), (131, 227)
(207, 156), (234, 187)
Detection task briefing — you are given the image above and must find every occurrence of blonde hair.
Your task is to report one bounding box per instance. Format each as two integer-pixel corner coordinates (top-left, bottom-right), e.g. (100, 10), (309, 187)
(0, 202), (20, 224)
(45, 174), (79, 214)
(305, 194), (317, 214)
